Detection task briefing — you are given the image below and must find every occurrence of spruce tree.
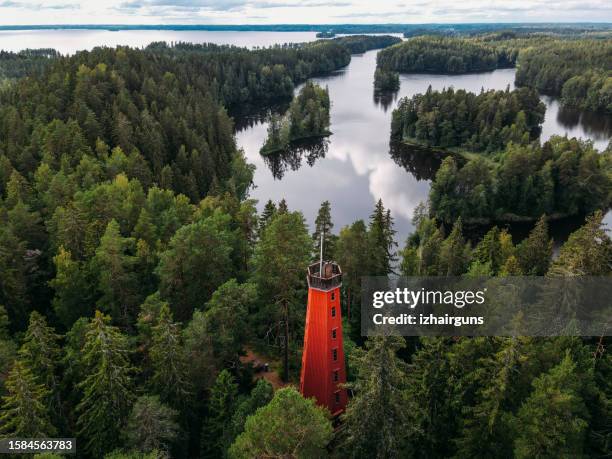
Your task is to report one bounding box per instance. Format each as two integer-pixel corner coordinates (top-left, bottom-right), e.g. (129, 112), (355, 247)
(438, 217), (470, 275)
(0, 360), (56, 437)
(341, 336), (412, 458)
(368, 199), (397, 276)
(312, 200), (336, 260)
(201, 370), (238, 458)
(76, 311), (135, 457)
(517, 215), (553, 275)
(18, 311), (61, 418)
(258, 199), (277, 237)
(514, 353), (589, 458)
(93, 219), (140, 325)
(126, 395), (179, 455)
(149, 304), (191, 406)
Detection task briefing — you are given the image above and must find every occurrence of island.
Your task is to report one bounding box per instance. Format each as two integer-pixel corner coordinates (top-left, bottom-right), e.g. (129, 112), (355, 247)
(260, 81), (332, 155)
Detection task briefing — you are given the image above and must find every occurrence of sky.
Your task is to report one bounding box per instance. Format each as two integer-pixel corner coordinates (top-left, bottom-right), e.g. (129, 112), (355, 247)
(0, 0), (611, 25)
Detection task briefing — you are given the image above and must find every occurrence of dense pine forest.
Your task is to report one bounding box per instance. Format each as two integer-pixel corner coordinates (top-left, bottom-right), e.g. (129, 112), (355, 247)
(377, 33), (612, 113)
(0, 29), (610, 459)
(391, 86), (546, 152)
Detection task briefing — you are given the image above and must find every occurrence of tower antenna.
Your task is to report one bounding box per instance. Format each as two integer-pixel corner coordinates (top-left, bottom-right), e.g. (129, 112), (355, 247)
(319, 230), (324, 276)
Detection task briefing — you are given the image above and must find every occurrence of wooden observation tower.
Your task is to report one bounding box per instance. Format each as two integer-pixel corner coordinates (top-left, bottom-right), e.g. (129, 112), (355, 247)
(300, 235), (348, 416)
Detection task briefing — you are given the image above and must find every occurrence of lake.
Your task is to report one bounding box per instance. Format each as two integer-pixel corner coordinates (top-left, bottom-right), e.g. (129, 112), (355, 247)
(235, 50), (612, 245)
(1, 30), (610, 245)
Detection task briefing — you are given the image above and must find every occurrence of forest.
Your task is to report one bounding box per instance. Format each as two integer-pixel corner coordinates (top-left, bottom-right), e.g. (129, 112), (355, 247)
(377, 34), (612, 113)
(260, 82), (331, 155)
(390, 86), (546, 152)
(0, 29), (610, 459)
(377, 36), (516, 74)
(373, 68), (400, 92)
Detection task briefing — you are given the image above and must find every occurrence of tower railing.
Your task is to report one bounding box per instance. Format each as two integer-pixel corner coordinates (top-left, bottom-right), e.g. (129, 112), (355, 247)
(307, 261), (342, 291)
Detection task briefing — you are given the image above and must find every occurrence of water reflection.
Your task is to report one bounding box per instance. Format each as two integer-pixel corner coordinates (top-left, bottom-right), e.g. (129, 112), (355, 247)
(262, 137), (330, 180)
(235, 49), (611, 245)
(373, 90), (399, 112)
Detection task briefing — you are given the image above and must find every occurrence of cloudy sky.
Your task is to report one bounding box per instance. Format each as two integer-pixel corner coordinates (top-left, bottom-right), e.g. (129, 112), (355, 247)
(0, 0), (610, 25)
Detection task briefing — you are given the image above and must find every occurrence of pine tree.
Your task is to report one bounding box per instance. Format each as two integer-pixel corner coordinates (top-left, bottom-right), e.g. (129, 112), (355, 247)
(228, 379), (274, 446)
(201, 370), (238, 458)
(0, 360), (56, 437)
(228, 387), (332, 459)
(76, 311), (135, 457)
(341, 336), (412, 458)
(252, 210), (311, 382)
(49, 246), (94, 328)
(149, 304), (191, 406)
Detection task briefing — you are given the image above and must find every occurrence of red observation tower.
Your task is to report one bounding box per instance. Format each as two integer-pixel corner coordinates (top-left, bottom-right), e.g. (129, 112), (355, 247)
(300, 258), (347, 416)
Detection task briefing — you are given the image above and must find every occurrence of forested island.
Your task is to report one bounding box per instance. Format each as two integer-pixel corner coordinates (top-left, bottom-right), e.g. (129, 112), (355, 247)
(391, 86), (545, 152)
(373, 68), (400, 92)
(260, 82), (331, 155)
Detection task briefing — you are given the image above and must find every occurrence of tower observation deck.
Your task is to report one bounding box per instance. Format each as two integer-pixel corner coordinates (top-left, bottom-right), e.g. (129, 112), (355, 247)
(300, 260), (348, 416)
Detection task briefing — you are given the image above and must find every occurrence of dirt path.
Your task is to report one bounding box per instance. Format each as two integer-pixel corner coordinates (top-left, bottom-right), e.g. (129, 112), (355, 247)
(240, 348), (289, 390)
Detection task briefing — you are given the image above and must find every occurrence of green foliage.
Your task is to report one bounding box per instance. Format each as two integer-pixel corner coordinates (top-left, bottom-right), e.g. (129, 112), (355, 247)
(156, 212), (234, 322)
(251, 209), (311, 381)
(0, 360), (56, 437)
(227, 379), (274, 445)
(228, 387), (333, 459)
(429, 137), (611, 223)
(76, 311), (135, 457)
(149, 304), (191, 406)
(341, 336), (412, 458)
(126, 395), (179, 455)
(391, 86), (545, 152)
(513, 353), (589, 458)
(312, 200), (336, 261)
(201, 370), (239, 458)
(261, 82), (331, 154)
(515, 39), (612, 112)
(377, 36), (514, 74)
(374, 68), (400, 92)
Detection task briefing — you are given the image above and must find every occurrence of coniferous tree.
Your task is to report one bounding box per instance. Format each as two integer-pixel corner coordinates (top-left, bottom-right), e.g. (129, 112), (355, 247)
(228, 387), (333, 459)
(258, 199), (277, 237)
(513, 353), (589, 458)
(18, 311), (62, 419)
(341, 336), (412, 458)
(368, 199), (397, 276)
(125, 395), (179, 455)
(201, 369), (238, 458)
(0, 360), (56, 437)
(251, 210), (311, 382)
(517, 215), (553, 275)
(76, 311), (135, 457)
(94, 219), (140, 325)
(149, 304), (191, 406)
(312, 200), (336, 261)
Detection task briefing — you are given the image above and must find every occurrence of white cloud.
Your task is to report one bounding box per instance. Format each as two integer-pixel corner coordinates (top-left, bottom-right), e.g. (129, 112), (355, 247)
(0, 0), (610, 24)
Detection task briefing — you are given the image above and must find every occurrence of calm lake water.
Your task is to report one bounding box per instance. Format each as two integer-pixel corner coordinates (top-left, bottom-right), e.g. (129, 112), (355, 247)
(1, 30), (610, 244)
(236, 50), (612, 244)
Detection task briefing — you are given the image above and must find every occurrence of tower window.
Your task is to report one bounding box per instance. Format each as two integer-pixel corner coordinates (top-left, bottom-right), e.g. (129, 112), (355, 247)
(335, 391), (340, 404)
(331, 307), (336, 317)
(332, 348), (338, 361)
(331, 292), (335, 301)
(333, 370), (339, 382)
(331, 328), (337, 339)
